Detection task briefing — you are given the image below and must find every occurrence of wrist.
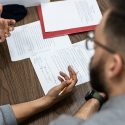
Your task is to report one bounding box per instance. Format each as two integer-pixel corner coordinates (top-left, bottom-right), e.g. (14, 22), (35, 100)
(75, 98), (100, 120)
(30, 96), (52, 113)
(87, 98), (100, 109)
(85, 90), (106, 108)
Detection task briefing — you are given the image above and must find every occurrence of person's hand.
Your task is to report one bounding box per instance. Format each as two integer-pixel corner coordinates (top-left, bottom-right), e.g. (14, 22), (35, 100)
(75, 92), (106, 120)
(11, 67), (77, 123)
(0, 18), (16, 43)
(45, 66), (78, 106)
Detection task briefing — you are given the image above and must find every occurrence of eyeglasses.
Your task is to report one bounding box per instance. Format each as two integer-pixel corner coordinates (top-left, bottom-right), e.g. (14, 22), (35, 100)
(85, 32), (115, 54)
(85, 32), (125, 67)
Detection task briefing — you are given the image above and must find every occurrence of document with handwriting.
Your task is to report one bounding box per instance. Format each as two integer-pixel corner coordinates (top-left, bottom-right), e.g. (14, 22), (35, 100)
(30, 41), (94, 94)
(42, 0), (102, 32)
(0, 0), (50, 7)
(7, 21), (71, 61)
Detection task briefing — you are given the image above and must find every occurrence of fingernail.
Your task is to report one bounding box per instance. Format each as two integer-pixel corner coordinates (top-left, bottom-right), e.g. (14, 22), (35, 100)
(9, 27), (13, 31)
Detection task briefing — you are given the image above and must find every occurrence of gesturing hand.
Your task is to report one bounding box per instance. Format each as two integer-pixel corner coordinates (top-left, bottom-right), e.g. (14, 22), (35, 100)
(0, 18), (16, 43)
(45, 66), (78, 106)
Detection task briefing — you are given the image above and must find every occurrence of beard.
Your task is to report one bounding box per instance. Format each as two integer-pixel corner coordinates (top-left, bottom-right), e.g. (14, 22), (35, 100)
(89, 57), (108, 96)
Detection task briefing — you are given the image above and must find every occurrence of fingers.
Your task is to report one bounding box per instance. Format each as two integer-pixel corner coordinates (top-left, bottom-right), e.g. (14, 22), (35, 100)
(59, 66), (77, 85)
(68, 66), (77, 80)
(7, 19), (15, 32)
(53, 66), (78, 96)
(8, 19), (16, 25)
(0, 18), (15, 43)
(58, 66), (78, 94)
(59, 71), (70, 80)
(0, 36), (5, 43)
(66, 76), (77, 91)
(0, 31), (11, 43)
(58, 76), (64, 82)
(3, 20), (9, 35)
(62, 66), (77, 92)
(57, 81), (68, 93)
(5, 33), (11, 37)
(9, 26), (14, 31)
(0, 29), (6, 43)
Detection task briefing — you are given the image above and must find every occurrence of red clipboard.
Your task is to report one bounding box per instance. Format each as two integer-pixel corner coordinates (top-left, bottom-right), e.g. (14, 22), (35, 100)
(37, 6), (96, 39)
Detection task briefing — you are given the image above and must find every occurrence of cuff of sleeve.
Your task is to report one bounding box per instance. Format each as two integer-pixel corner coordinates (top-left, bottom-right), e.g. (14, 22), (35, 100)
(0, 104), (17, 125)
(50, 115), (84, 125)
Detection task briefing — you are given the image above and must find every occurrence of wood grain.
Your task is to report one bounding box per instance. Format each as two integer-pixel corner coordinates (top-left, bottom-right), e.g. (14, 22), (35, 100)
(0, 0), (109, 125)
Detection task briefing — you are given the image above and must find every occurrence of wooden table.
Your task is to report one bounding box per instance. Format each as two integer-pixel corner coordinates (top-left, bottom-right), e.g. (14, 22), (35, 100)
(0, 0), (109, 125)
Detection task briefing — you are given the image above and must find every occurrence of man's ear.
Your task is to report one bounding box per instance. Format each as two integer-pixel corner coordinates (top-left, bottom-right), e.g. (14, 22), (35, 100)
(107, 54), (123, 79)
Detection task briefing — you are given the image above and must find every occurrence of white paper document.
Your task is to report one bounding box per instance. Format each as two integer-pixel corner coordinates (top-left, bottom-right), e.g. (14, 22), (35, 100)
(7, 21), (71, 61)
(30, 41), (94, 94)
(42, 0), (102, 32)
(0, 0), (50, 7)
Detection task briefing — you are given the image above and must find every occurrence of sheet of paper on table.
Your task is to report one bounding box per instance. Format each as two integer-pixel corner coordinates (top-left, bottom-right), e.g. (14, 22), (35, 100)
(41, 0), (102, 32)
(30, 40), (94, 94)
(0, 0), (50, 7)
(7, 21), (71, 61)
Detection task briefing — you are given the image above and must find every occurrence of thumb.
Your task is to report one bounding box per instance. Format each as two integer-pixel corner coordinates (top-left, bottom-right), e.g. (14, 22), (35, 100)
(48, 81), (68, 96)
(54, 81), (68, 94)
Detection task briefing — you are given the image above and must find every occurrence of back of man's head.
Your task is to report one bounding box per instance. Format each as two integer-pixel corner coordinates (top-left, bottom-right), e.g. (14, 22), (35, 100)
(104, 0), (125, 60)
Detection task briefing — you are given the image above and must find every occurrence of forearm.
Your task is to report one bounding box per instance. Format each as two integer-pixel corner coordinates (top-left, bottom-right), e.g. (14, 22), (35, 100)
(75, 99), (100, 120)
(11, 96), (52, 123)
(10, 67), (77, 123)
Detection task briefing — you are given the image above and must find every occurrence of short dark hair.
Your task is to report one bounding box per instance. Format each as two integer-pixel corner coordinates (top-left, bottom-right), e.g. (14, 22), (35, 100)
(109, 0), (125, 11)
(104, 2), (125, 59)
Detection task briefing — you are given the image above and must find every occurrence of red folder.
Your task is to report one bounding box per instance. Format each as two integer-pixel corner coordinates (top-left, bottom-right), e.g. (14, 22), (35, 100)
(37, 6), (96, 39)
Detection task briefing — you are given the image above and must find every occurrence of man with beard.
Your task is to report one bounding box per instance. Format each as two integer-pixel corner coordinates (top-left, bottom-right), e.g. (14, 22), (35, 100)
(49, 0), (125, 125)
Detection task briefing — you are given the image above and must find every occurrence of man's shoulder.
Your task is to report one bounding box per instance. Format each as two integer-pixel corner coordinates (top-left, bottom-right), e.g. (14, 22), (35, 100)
(50, 115), (84, 125)
(84, 108), (125, 125)
(50, 108), (125, 125)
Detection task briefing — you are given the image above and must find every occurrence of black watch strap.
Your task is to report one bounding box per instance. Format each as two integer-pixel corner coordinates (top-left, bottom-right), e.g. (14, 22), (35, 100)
(85, 90), (106, 106)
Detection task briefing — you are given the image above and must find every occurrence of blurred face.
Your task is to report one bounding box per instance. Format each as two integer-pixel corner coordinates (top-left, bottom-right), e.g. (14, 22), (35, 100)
(89, 11), (110, 96)
(90, 56), (107, 94)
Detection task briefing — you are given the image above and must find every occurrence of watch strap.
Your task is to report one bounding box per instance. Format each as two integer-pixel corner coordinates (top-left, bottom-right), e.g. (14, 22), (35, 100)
(85, 90), (106, 107)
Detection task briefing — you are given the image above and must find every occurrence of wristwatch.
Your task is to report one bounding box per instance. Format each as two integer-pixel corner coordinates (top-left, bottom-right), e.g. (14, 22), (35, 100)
(85, 90), (106, 107)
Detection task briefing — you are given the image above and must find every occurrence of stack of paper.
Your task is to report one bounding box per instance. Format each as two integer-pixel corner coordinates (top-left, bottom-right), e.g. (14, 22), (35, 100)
(6, 0), (97, 94)
(0, 0), (50, 7)
(38, 0), (102, 38)
(7, 21), (71, 61)
(30, 41), (94, 94)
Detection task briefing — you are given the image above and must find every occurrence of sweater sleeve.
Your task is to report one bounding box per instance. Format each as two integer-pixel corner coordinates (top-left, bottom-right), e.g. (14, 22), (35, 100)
(0, 104), (17, 125)
(50, 115), (85, 125)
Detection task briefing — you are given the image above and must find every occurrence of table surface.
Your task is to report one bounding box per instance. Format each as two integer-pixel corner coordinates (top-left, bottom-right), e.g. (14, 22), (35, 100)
(0, 0), (109, 125)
